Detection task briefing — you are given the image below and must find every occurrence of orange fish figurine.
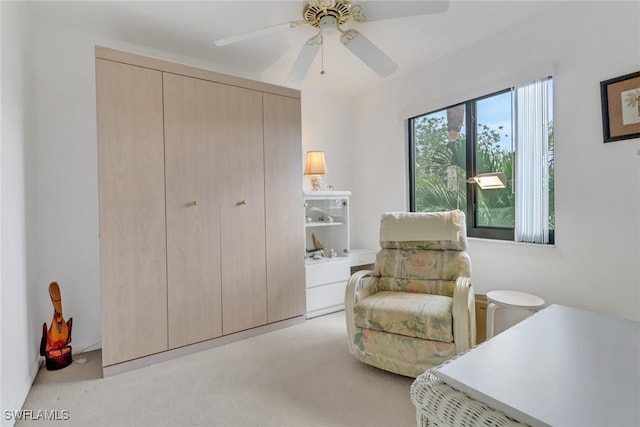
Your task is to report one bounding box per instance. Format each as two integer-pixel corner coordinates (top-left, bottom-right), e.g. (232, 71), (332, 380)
(39, 282), (73, 370)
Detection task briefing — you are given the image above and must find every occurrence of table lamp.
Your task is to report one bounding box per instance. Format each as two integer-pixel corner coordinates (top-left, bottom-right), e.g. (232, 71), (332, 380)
(304, 151), (327, 191)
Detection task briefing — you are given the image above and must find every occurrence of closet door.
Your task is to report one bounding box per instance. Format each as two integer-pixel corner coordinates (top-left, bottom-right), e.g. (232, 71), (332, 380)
(96, 59), (168, 366)
(163, 73), (223, 348)
(263, 94), (305, 322)
(218, 85), (267, 335)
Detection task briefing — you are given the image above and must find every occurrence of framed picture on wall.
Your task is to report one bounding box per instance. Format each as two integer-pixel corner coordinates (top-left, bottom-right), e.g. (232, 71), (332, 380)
(600, 71), (640, 143)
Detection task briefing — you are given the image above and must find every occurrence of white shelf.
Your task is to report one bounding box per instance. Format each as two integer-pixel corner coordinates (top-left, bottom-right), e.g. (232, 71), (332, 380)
(305, 221), (345, 228)
(303, 190), (351, 198)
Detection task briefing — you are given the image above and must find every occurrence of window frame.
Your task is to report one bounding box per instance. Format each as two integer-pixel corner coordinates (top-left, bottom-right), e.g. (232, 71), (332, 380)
(466, 89), (515, 240)
(409, 86), (552, 242)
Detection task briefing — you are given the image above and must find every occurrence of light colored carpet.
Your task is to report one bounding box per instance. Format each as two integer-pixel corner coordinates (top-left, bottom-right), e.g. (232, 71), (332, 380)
(17, 311), (416, 426)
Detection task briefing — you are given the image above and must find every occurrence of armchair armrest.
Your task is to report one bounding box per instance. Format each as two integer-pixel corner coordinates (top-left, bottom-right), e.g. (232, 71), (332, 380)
(346, 269), (379, 304)
(452, 277), (475, 354)
(345, 269), (380, 354)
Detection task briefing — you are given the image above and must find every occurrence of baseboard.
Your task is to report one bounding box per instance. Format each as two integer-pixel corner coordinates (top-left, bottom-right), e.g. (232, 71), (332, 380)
(102, 315), (305, 377)
(306, 304), (344, 319)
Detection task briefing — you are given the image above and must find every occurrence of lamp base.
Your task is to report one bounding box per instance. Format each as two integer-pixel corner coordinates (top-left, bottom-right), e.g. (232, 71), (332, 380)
(310, 175), (322, 191)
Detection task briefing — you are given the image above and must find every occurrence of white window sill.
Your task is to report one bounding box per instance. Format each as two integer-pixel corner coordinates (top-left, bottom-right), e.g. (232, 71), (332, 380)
(468, 237), (556, 248)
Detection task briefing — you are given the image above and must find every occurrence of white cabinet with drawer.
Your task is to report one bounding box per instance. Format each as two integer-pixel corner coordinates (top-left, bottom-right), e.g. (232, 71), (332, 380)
(304, 191), (350, 318)
(305, 258), (351, 317)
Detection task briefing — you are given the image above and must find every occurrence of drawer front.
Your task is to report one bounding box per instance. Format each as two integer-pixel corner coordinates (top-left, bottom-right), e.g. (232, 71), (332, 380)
(306, 280), (347, 313)
(305, 258), (350, 288)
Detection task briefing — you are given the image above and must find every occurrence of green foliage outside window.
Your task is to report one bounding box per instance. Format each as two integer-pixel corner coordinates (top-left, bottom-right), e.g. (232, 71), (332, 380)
(413, 113), (466, 213)
(413, 112), (515, 227)
(412, 112), (554, 231)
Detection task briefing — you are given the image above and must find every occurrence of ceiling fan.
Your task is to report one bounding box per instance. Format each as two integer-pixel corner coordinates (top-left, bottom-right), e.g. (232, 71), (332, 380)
(214, 1), (449, 83)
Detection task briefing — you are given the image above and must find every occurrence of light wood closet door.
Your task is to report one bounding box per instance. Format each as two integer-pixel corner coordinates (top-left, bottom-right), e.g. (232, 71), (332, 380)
(263, 94), (305, 322)
(217, 85), (268, 335)
(96, 59), (168, 366)
(163, 73), (223, 348)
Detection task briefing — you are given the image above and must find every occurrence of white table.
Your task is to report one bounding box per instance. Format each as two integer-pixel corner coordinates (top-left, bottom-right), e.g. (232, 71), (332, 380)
(436, 304), (640, 427)
(486, 290), (545, 338)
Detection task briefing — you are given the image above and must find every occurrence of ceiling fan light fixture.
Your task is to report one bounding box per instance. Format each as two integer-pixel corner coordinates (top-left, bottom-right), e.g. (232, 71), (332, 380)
(318, 15), (338, 35)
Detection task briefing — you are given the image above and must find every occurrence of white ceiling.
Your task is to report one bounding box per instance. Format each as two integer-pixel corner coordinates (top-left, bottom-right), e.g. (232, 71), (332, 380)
(26, 1), (563, 98)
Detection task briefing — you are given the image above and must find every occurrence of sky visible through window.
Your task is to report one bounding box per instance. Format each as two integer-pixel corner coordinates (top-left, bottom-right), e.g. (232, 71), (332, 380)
(477, 91), (512, 152)
(477, 82), (553, 152)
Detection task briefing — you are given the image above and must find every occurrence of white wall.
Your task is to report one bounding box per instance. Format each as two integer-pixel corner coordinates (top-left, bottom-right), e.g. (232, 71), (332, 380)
(352, 1), (640, 327)
(301, 89), (355, 193)
(1, 2), (38, 425)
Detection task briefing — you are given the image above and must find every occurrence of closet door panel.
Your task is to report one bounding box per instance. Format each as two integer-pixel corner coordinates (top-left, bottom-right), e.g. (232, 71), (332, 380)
(96, 59), (168, 366)
(218, 86), (267, 334)
(263, 94), (305, 322)
(164, 73), (223, 348)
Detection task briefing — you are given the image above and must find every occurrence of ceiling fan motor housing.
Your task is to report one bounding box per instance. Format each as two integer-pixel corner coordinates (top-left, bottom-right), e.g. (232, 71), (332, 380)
(303, 0), (354, 28)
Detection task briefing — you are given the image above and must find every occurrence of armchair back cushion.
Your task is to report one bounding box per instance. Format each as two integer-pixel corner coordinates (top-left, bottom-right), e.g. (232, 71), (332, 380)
(379, 210), (467, 250)
(376, 249), (470, 297)
(376, 210), (470, 297)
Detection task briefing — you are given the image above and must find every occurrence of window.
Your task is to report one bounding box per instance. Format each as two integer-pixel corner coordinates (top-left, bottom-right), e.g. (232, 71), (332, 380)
(409, 77), (554, 244)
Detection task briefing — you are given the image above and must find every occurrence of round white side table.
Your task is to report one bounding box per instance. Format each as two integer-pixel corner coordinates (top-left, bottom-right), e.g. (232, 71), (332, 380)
(486, 290), (545, 339)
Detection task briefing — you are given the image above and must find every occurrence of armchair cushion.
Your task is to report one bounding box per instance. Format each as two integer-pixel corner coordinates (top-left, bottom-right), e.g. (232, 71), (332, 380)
(376, 249), (471, 296)
(353, 292), (454, 343)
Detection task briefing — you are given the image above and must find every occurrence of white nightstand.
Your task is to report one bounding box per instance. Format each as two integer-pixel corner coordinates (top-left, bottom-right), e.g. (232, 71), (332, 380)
(349, 248), (376, 270)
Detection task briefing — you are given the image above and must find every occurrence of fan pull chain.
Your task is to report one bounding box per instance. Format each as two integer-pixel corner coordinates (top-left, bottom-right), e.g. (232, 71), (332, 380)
(320, 42), (325, 75)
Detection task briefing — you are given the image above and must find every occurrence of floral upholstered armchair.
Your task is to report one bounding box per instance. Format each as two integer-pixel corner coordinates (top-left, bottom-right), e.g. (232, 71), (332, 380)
(345, 210), (475, 377)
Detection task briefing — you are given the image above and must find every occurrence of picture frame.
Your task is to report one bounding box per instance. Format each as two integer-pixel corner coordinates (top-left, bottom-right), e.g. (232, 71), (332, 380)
(600, 71), (640, 143)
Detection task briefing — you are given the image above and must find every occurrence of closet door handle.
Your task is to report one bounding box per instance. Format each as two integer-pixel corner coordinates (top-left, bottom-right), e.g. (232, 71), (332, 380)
(189, 201), (198, 207)
(238, 200), (247, 206)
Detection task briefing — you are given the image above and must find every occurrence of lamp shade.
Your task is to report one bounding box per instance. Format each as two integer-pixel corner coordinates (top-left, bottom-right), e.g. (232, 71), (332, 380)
(304, 151), (327, 176)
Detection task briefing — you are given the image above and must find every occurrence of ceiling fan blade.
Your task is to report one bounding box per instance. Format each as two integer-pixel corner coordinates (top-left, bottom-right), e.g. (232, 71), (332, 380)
(214, 21), (296, 47)
(286, 34), (323, 84)
(340, 30), (397, 77)
(355, 1), (449, 22)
